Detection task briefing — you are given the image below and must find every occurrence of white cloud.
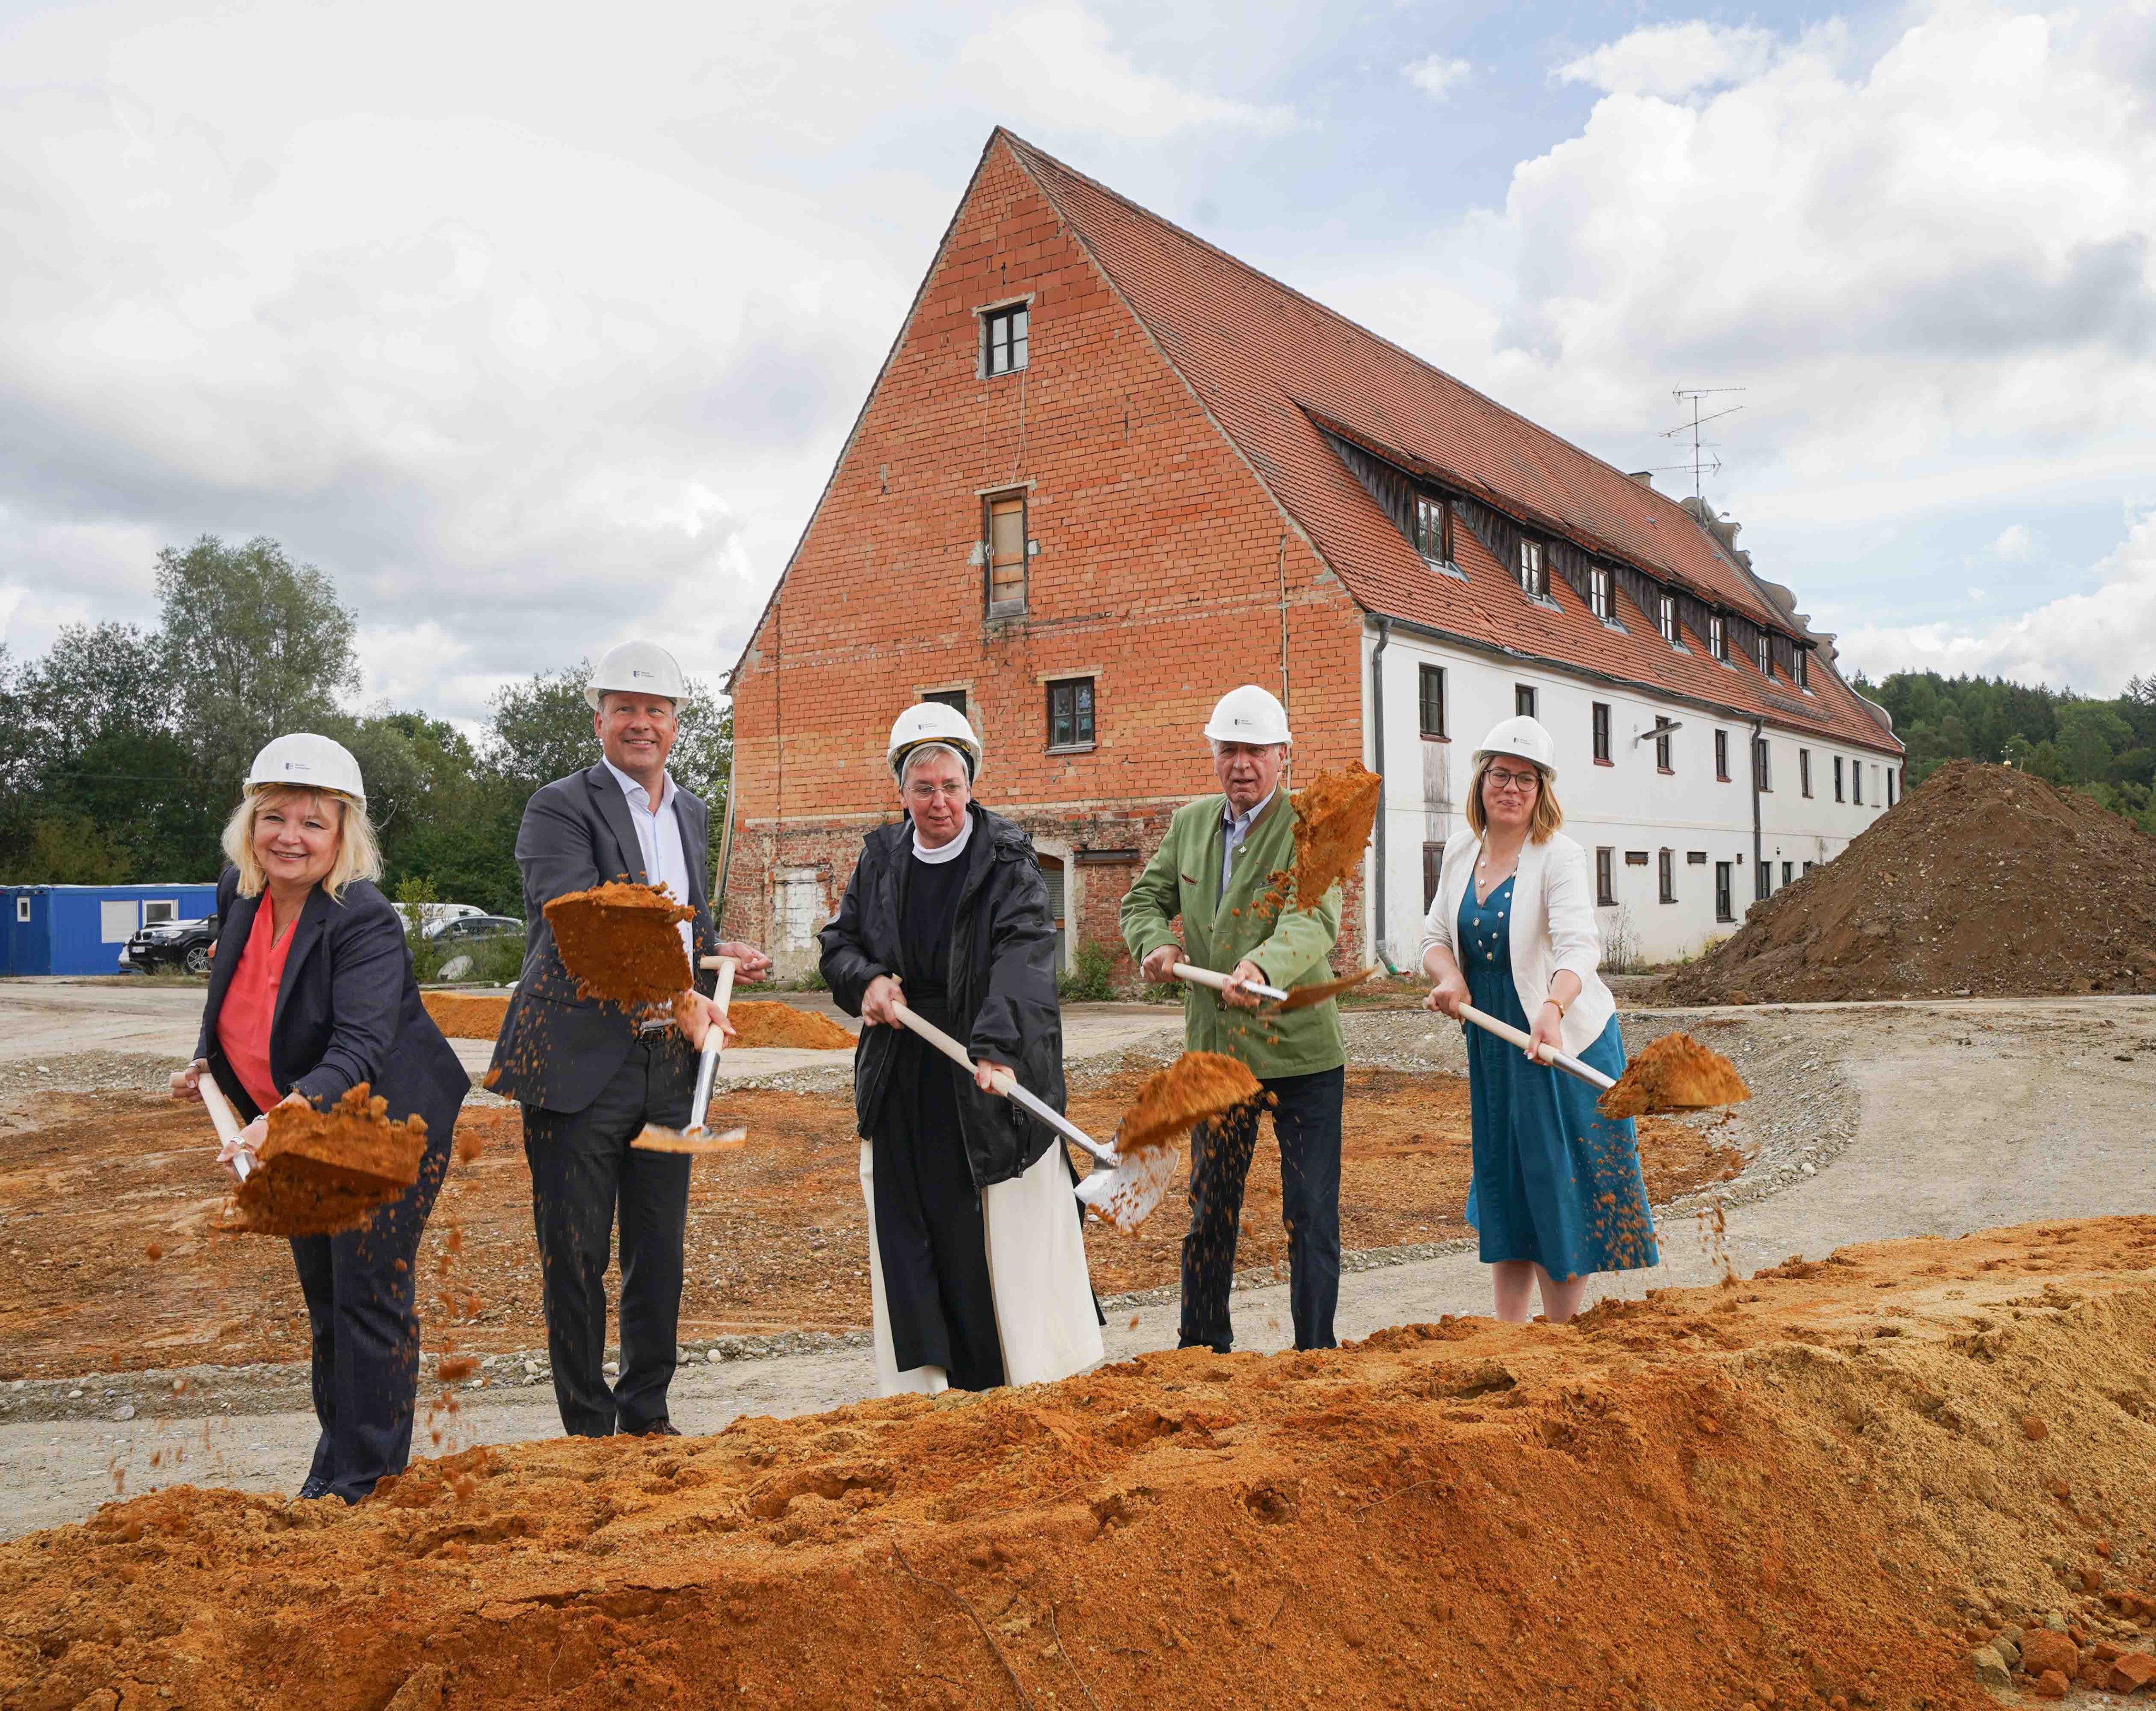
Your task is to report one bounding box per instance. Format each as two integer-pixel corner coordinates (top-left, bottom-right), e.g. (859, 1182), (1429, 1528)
(1989, 524), (2036, 560)
(1556, 21), (1782, 98)
(1404, 55), (1471, 101)
(955, 8), (1293, 141)
(1844, 508), (2156, 694)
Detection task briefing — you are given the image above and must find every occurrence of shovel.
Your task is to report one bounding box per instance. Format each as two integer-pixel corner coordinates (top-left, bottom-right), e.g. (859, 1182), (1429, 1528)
(1454, 1000), (1616, 1094)
(195, 1063), (253, 1181)
(633, 956), (747, 1153)
(888, 1002), (1176, 1233)
(1172, 960), (1377, 1012)
(1450, 1002), (1751, 1119)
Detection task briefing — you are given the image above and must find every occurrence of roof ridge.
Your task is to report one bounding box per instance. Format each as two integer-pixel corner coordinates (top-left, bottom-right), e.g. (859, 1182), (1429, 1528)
(992, 128), (1731, 560)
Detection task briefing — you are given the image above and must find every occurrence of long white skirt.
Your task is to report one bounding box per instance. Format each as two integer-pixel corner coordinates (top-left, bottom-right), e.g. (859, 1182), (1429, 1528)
(860, 1138), (1104, 1396)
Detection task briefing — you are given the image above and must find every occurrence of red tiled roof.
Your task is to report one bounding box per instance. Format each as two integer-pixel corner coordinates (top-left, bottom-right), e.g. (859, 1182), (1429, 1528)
(1000, 132), (1901, 756)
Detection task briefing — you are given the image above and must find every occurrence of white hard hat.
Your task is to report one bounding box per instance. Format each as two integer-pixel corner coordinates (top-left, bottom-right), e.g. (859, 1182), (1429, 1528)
(586, 640), (688, 710)
(1473, 715), (1558, 781)
(888, 701), (982, 781)
(1203, 684), (1291, 746)
(245, 733), (367, 805)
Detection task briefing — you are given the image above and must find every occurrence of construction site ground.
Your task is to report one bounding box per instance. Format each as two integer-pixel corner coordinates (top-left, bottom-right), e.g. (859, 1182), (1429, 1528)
(1, 990), (2152, 1562)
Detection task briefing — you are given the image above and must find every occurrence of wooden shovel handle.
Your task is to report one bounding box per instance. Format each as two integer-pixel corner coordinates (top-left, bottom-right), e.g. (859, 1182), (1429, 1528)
(1454, 1001), (1617, 1093)
(890, 1002), (1014, 1094)
(194, 1062), (253, 1181)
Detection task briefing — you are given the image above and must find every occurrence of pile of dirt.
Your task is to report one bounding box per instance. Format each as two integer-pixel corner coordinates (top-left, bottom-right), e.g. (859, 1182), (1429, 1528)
(1289, 762), (1382, 907)
(8, 1218), (2153, 1708)
(219, 1086), (427, 1237)
(542, 881), (693, 1007)
(727, 1000), (855, 1050)
(1664, 761), (2156, 1003)
(0, 1071), (1731, 1374)
(1114, 1051), (1261, 1157)
(421, 992), (508, 1040)
(1598, 1031), (1751, 1119)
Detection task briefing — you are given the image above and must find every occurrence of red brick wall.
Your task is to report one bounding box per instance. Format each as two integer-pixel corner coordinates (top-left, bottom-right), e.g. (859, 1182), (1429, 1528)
(724, 136), (1368, 978)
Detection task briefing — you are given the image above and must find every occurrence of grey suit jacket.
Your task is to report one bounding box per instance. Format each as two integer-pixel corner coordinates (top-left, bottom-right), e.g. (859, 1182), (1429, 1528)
(487, 762), (721, 1114)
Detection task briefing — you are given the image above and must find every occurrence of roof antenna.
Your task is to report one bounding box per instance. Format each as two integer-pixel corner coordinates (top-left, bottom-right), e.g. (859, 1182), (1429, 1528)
(1662, 387), (1745, 506)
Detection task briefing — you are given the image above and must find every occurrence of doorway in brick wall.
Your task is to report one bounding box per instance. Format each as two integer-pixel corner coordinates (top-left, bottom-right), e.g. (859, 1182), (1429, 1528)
(1039, 853), (1067, 967)
(778, 868), (822, 953)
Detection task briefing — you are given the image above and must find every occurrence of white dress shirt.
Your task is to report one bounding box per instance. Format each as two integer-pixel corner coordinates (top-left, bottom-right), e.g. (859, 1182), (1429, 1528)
(1220, 787), (1277, 896)
(602, 757), (695, 962)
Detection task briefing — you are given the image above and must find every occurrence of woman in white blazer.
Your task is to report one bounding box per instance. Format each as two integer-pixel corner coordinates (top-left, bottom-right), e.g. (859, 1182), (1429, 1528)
(1421, 716), (1659, 1323)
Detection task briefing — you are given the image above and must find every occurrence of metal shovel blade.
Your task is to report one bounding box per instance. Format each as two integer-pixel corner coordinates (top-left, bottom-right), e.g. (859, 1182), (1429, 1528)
(1073, 1144), (1180, 1235)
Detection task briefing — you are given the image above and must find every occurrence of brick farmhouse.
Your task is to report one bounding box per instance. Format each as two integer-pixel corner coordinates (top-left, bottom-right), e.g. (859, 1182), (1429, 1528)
(720, 130), (1904, 978)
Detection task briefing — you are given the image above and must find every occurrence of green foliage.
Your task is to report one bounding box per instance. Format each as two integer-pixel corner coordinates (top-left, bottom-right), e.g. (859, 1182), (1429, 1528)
(0, 535), (735, 911)
(1056, 940), (1118, 1003)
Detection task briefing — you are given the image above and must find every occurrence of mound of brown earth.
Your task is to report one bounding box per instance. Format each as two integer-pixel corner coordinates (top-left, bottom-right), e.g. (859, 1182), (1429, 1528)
(1664, 761), (2156, 1003)
(421, 991), (509, 1040)
(542, 881), (694, 1007)
(1115, 1051), (1262, 1156)
(726, 1000), (855, 1050)
(1598, 1030), (1751, 1119)
(7, 1218), (2154, 1708)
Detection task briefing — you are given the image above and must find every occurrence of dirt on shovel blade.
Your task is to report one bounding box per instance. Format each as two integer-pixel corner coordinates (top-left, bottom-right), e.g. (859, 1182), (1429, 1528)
(1289, 763), (1381, 907)
(1115, 1052), (1261, 1158)
(631, 1125), (749, 1154)
(543, 881), (694, 1007)
(1275, 966), (1378, 1012)
(1596, 1031), (1752, 1119)
(219, 1085), (427, 1237)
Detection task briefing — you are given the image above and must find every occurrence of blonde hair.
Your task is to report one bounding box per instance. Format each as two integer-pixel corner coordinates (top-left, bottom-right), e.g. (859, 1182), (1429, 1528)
(222, 786), (382, 902)
(1465, 752), (1564, 843)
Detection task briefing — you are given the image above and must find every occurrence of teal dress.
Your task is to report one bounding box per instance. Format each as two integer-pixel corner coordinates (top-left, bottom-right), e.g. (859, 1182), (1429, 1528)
(1459, 877), (1658, 1278)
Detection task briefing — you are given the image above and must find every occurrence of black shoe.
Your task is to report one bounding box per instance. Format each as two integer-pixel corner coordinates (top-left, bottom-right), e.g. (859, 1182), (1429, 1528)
(296, 1474), (333, 1500)
(638, 1419), (682, 1437)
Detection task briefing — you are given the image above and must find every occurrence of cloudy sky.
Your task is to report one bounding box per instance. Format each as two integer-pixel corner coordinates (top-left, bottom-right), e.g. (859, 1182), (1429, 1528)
(3, 0), (2153, 723)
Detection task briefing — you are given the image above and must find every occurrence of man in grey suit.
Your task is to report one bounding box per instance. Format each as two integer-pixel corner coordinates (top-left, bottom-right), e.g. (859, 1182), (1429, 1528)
(489, 641), (770, 1437)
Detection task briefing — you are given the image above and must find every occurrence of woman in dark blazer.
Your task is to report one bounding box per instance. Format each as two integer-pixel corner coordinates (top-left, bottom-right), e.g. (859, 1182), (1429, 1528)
(169, 733), (467, 1503)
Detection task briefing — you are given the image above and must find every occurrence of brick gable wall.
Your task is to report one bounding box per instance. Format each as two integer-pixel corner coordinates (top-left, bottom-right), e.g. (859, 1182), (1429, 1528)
(724, 137), (1368, 977)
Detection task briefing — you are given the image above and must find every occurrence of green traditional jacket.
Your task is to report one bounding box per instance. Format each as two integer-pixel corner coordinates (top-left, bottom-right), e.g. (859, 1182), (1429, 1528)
(1119, 788), (1345, 1080)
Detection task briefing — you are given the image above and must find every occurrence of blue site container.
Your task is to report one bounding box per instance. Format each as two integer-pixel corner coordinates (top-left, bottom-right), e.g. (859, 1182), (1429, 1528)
(1, 883), (221, 976)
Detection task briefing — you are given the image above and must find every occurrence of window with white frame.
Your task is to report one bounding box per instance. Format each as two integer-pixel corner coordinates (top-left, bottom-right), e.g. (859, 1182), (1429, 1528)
(1709, 613), (1727, 660)
(1589, 564), (1613, 621)
(1756, 632), (1773, 679)
(1413, 494), (1449, 564)
(1793, 646), (1809, 689)
(1517, 540), (1546, 598)
(1657, 591), (1676, 642)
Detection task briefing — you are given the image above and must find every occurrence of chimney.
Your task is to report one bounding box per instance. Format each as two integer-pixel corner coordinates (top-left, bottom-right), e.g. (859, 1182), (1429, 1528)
(1627, 471), (1654, 489)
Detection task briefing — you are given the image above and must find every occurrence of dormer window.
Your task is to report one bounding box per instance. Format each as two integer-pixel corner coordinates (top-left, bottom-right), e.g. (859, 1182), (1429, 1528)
(1518, 540), (1546, 598)
(1589, 564), (1614, 621)
(1657, 592), (1676, 643)
(1413, 494), (1450, 564)
(1756, 633), (1773, 679)
(980, 302), (1029, 377)
(1709, 613), (1727, 661)
(1793, 646), (1809, 689)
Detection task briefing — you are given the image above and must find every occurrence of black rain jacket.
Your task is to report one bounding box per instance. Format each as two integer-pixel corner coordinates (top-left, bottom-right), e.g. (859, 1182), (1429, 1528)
(819, 804), (1066, 1189)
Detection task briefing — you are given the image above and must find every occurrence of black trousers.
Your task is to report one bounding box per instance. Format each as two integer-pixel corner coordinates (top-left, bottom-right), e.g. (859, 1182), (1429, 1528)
(522, 1037), (693, 1436)
(1178, 1065), (1344, 1354)
(290, 1132), (450, 1502)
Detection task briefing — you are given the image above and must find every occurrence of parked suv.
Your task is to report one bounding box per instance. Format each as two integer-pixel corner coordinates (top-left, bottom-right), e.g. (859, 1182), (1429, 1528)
(428, 914), (524, 945)
(122, 915), (220, 976)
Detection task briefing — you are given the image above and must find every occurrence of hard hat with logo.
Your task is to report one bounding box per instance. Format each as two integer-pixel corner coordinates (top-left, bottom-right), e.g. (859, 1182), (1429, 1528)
(245, 733), (367, 805)
(1202, 684), (1292, 747)
(586, 640), (688, 710)
(887, 701), (983, 781)
(1473, 714), (1558, 780)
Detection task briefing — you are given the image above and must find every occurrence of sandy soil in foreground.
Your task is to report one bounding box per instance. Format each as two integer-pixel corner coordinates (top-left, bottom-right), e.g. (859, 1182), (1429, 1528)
(0, 1067), (1725, 1378)
(3, 1216), (2151, 1709)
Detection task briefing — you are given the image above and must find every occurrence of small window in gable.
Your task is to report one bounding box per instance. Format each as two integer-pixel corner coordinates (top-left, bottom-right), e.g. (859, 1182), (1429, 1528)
(1589, 564), (1614, 622)
(1517, 540), (1546, 599)
(985, 492), (1027, 615)
(1413, 494), (1450, 564)
(981, 303), (1029, 377)
(1709, 613), (1727, 661)
(1657, 592), (1676, 643)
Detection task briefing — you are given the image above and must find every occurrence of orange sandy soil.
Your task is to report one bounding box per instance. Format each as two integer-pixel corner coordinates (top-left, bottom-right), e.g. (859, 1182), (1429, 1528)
(0, 1076), (1728, 1377)
(6, 1219), (2154, 1709)
(422, 992), (855, 1050)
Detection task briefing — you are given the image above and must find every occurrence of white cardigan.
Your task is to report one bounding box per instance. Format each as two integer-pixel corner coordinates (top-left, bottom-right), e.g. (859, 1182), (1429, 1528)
(1420, 827), (1616, 1059)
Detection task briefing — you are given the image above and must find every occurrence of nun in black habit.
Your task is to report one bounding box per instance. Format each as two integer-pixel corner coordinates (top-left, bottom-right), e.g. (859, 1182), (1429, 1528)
(819, 703), (1103, 1394)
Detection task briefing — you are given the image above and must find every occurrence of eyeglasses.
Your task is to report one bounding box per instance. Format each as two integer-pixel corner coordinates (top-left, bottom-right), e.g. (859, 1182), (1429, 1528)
(1485, 767), (1541, 792)
(905, 782), (970, 803)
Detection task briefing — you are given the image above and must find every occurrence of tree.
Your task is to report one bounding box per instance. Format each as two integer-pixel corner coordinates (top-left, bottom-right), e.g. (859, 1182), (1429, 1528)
(156, 536), (360, 791)
(486, 664), (598, 798)
(2056, 702), (2133, 785)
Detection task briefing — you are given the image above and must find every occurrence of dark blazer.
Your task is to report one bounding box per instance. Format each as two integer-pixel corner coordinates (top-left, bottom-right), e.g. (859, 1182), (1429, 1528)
(818, 804), (1065, 1189)
(487, 762), (720, 1113)
(196, 870), (468, 1150)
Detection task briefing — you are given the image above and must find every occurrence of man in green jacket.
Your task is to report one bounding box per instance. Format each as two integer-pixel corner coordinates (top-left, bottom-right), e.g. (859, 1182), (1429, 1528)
(1120, 684), (1346, 1352)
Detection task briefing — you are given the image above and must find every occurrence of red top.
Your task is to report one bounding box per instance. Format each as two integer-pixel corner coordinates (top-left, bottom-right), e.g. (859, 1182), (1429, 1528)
(216, 899), (296, 1115)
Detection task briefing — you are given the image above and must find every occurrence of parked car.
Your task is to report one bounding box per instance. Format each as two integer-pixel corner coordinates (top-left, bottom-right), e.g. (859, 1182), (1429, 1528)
(427, 914), (524, 944)
(122, 915), (220, 976)
(394, 901), (487, 934)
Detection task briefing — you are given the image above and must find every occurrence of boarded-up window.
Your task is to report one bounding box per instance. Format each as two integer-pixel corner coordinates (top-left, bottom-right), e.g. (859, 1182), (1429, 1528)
(986, 494), (1026, 614)
(99, 900), (137, 943)
(778, 869), (821, 950)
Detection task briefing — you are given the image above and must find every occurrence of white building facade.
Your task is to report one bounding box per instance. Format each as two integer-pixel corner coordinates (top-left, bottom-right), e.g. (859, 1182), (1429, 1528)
(1364, 622), (1900, 969)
